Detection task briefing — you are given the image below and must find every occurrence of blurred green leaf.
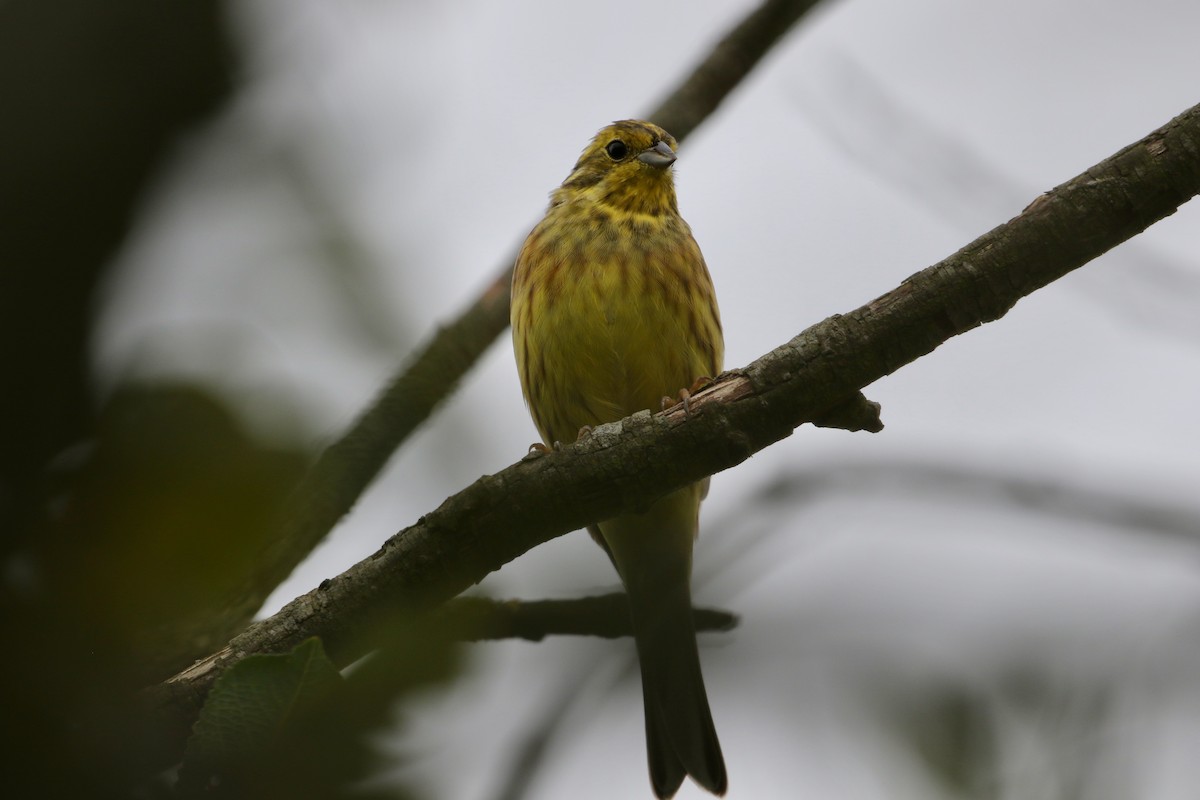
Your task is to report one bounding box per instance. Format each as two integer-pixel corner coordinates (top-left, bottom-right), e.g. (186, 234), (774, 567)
(176, 618), (461, 800)
(49, 383), (311, 680)
(179, 638), (342, 793)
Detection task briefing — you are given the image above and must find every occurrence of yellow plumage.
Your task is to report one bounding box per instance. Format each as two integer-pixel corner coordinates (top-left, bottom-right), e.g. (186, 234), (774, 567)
(511, 120), (726, 798)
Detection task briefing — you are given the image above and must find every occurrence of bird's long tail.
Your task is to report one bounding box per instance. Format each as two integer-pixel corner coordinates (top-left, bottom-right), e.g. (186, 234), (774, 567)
(600, 488), (727, 798)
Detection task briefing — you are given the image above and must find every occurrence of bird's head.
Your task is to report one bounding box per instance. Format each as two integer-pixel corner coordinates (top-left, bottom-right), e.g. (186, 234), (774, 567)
(553, 120), (681, 217)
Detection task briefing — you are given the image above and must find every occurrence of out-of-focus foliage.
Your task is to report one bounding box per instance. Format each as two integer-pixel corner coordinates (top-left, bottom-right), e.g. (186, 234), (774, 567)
(0, 0), (234, 548)
(50, 383), (310, 679)
(180, 638), (345, 795)
(178, 632), (459, 800)
(0, 1), (341, 795)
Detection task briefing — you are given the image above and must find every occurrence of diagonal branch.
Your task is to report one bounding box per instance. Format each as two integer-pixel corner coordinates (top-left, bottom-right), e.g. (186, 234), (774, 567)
(247, 0), (826, 627)
(147, 100), (1200, 766)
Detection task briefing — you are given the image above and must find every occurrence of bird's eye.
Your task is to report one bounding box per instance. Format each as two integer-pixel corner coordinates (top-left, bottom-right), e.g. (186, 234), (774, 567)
(605, 139), (629, 160)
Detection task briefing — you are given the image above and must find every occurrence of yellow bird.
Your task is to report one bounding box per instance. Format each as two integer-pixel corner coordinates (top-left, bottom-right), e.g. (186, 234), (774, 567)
(511, 120), (726, 797)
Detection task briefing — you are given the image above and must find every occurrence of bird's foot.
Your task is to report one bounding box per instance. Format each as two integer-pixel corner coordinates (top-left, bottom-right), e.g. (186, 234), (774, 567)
(661, 376), (712, 417)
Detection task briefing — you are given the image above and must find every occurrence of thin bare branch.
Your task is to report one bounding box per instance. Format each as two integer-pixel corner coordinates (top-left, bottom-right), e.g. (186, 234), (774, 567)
(740, 457), (1200, 546)
(442, 594), (738, 642)
(800, 54), (1200, 342)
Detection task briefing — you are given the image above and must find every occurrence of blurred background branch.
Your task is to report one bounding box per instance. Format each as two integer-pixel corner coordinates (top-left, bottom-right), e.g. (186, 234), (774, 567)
(254, 0), (828, 652)
(797, 54), (1200, 343)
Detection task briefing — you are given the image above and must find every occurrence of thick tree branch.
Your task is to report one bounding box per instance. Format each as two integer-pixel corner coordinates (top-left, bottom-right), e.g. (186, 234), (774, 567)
(144, 101), (1200, 759)
(245, 0), (825, 631)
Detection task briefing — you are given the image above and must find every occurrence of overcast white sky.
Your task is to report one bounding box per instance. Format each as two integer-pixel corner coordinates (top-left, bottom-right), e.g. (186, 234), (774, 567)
(97, 1), (1200, 797)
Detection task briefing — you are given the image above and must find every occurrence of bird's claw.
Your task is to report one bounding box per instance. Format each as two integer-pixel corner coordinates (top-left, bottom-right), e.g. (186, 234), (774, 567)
(524, 441), (553, 460)
(661, 388), (693, 416)
(661, 377), (711, 418)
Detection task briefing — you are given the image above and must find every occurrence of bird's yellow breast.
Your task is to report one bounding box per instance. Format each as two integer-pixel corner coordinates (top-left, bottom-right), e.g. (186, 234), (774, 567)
(512, 201), (722, 446)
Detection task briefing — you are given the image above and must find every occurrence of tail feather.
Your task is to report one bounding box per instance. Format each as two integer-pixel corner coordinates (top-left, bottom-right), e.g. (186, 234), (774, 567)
(645, 697), (687, 798)
(632, 574), (727, 797)
(600, 487), (727, 797)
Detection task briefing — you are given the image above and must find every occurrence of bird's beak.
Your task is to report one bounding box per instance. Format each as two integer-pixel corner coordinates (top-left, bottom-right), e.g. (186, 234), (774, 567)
(637, 140), (677, 168)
